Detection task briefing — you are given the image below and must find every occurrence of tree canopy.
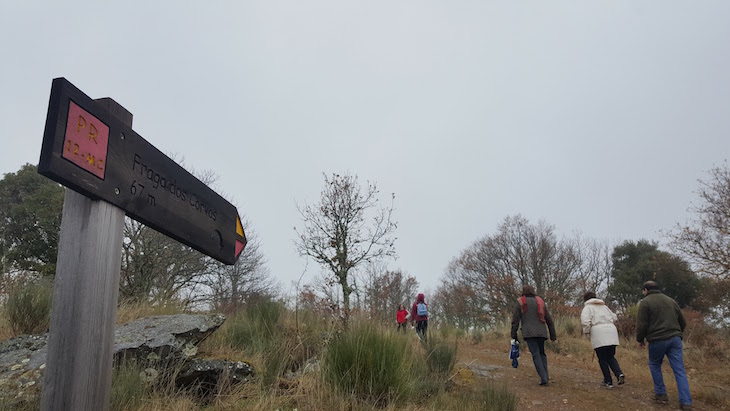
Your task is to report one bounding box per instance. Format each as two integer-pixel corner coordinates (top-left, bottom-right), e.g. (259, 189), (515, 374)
(440, 215), (612, 324)
(204, 224), (278, 312)
(608, 240), (699, 308)
(0, 164), (64, 277)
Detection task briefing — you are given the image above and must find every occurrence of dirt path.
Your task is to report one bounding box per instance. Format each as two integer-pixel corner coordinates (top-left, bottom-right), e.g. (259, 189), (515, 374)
(456, 345), (717, 411)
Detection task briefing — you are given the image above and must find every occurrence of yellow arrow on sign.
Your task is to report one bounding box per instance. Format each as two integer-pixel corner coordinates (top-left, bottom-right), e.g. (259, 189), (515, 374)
(235, 214), (247, 259)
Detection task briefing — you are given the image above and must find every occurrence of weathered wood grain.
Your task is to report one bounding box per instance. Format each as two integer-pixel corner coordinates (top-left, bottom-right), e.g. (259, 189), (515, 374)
(40, 98), (130, 411)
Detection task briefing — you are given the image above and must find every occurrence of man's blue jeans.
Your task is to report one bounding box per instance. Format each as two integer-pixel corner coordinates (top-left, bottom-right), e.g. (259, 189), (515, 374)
(648, 336), (692, 406)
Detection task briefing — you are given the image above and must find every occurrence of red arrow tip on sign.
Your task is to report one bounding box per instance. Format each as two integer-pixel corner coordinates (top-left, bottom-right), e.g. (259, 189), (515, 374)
(235, 240), (245, 259)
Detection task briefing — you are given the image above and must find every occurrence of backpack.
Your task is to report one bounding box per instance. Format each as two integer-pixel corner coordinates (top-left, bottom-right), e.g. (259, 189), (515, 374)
(417, 302), (427, 317)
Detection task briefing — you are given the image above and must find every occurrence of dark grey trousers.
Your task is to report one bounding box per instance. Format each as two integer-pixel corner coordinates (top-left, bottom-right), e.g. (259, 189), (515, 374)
(526, 337), (549, 384)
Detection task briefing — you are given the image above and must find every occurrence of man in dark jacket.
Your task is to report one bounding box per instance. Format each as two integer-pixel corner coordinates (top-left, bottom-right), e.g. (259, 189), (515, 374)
(636, 281), (692, 410)
(511, 285), (556, 386)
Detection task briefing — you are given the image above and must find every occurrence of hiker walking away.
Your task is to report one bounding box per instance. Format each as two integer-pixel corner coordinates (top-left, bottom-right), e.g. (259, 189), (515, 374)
(411, 293), (428, 342)
(396, 304), (409, 333)
(581, 291), (624, 388)
(511, 285), (556, 386)
(636, 281), (693, 410)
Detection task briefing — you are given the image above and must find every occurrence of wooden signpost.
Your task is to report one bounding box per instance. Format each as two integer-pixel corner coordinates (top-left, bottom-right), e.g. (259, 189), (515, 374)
(37, 78), (247, 411)
(39, 78), (247, 264)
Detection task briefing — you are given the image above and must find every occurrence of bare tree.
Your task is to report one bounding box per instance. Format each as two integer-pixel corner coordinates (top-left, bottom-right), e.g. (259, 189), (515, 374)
(670, 163), (730, 279)
(360, 263), (419, 325)
(204, 223), (277, 312)
(569, 234), (613, 296)
(119, 166), (232, 306)
(433, 266), (489, 328)
(444, 242), (516, 323)
(120, 219), (213, 305)
(441, 215), (607, 321)
(294, 173), (397, 328)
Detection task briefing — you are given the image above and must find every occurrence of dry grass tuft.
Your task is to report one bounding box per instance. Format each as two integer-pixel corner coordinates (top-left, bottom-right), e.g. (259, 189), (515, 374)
(0, 314), (13, 341)
(115, 299), (188, 324)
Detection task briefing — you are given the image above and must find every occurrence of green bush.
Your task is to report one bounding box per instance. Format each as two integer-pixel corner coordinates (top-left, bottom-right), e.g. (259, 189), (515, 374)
(5, 278), (54, 335)
(323, 324), (416, 405)
(425, 336), (457, 374)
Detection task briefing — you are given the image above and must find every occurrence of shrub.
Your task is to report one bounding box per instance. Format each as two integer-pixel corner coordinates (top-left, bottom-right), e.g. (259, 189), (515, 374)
(438, 323), (465, 339)
(616, 304), (639, 339)
(477, 381), (517, 411)
(323, 324), (415, 405)
(425, 336), (457, 374)
(486, 321), (511, 341)
(554, 315), (581, 337)
(226, 299), (283, 353)
(289, 311), (328, 372)
(261, 338), (294, 389)
(682, 309), (728, 361)
(5, 278), (53, 335)
(431, 381), (516, 411)
(546, 336), (587, 356)
(245, 299), (283, 339)
(454, 327), (466, 339)
(471, 328), (484, 345)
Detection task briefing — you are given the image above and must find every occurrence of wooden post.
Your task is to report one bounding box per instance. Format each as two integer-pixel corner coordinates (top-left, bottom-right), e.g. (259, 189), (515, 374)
(40, 99), (132, 411)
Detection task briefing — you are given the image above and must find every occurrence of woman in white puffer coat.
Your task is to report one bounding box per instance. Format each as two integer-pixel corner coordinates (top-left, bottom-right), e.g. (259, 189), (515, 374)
(581, 291), (625, 388)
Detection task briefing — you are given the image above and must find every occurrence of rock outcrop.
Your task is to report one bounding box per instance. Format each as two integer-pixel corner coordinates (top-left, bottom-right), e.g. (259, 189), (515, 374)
(114, 313), (225, 361)
(0, 313), (253, 406)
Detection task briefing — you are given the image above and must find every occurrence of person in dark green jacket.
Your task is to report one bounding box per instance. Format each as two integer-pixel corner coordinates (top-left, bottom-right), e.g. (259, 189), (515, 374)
(636, 281), (692, 410)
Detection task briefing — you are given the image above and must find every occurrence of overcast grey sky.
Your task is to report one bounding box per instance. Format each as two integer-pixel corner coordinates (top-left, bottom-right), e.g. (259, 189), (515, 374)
(2, 1), (728, 293)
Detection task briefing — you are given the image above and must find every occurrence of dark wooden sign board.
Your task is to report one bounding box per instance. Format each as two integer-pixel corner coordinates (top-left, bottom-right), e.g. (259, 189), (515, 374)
(39, 78), (246, 264)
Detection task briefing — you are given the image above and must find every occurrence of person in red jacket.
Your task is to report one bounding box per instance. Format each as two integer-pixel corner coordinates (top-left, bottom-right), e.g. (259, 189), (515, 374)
(411, 293), (428, 342)
(396, 305), (409, 333)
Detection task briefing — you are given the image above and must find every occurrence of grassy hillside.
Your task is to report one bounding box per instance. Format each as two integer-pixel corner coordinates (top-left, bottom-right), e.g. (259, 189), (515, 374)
(2, 298), (728, 410)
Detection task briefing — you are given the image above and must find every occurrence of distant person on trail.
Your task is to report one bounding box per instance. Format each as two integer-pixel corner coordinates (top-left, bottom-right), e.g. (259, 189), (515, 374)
(581, 291), (624, 388)
(511, 285), (556, 386)
(636, 281), (693, 410)
(411, 293), (428, 342)
(396, 304), (409, 333)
